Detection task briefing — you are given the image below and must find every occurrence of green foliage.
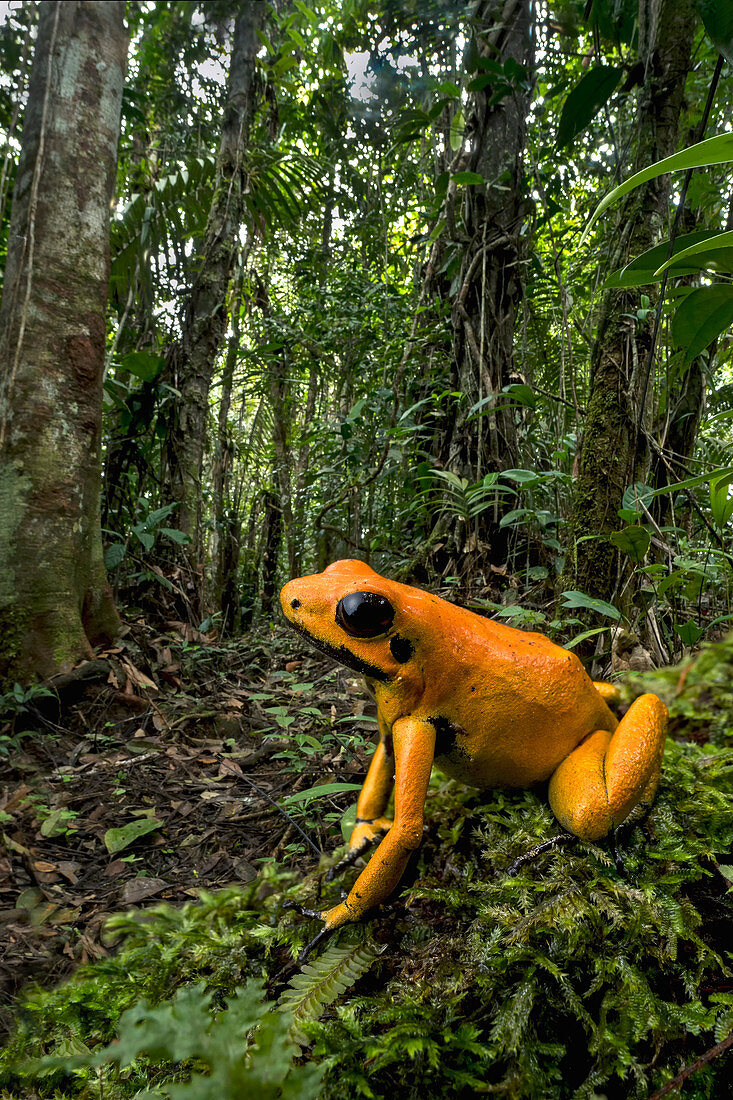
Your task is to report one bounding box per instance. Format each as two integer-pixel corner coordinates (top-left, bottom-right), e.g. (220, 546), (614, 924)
(556, 65), (624, 149)
(36, 981), (324, 1100)
(279, 941), (382, 1044)
(583, 132), (733, 238)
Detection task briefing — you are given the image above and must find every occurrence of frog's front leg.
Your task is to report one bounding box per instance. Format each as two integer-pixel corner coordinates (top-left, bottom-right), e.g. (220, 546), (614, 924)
(321, 716), (435, 930)
(548, 693), (667, 842)
(349, 710), (395, 849)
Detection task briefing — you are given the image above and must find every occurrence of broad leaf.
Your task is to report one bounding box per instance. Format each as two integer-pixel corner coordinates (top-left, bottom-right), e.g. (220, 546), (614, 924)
(610, 526), (651, 562)
(451, 171), (486, 186)
(671, 284), (733, 363)
(654, 229), (733, 276)
(104, 817), (163, 854)
(556, 66), (623, 148)
(697, 0), (733, 63)
(603, 230), (722, 289)
(282, 782), (362, 806)
(582, 133), (733, 241)
(104, 543), (126, 570)
(674, 620), (704, 647)
(621, 482), (655, 516)
(710, 470), (733, 530)
(120, 350), (165, 382)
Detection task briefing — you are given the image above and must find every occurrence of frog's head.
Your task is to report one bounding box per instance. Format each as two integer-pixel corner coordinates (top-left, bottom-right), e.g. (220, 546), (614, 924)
(280, 560), (418, 683)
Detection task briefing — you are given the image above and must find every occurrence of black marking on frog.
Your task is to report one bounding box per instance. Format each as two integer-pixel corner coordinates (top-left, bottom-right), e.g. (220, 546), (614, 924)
(286, 619), (390, 682)
(389, 634), (414, 663)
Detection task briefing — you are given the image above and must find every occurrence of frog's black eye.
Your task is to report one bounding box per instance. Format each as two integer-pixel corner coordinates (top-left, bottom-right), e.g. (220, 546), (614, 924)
(336, 592), (394, 638)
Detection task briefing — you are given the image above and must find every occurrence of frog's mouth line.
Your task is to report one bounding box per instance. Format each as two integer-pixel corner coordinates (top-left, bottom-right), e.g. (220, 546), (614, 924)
(284, 617), (390, 682)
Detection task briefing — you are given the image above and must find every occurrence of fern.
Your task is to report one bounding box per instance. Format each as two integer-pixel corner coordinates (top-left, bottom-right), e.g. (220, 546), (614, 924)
(278, 940), (381, 1044)
(30, 980), (324, 1100)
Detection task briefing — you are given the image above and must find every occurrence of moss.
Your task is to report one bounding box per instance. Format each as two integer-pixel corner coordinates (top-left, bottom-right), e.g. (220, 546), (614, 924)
(3, 645), (733, 1097)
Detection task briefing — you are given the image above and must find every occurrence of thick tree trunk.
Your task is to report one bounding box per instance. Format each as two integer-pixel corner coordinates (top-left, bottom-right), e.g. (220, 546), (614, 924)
(562, 0), (696, 607)
(162, 2), (263, 615)
(442, 0), (532, 482)
(0, 1), (126, 686)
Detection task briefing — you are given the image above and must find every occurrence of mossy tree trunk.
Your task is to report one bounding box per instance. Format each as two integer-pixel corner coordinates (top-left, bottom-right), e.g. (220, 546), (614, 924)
(162, 2), (263, 618)
(561, 0), (696, 608)
(0, 1), (127, 687)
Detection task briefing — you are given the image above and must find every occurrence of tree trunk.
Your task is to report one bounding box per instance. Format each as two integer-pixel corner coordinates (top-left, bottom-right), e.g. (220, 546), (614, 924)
(0, 1), (127, 686)
(562, 0), (696, 608)
(442, 0), (532, 483)
(212, 260), (245, 634)
(162, 2), (263, 615)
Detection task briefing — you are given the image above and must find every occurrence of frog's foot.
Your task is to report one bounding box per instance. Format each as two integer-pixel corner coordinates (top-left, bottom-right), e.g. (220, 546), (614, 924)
(327, 818), (392, 883)
(507, 832), (578, 876)
(295, 901), (358, 964)
(548, 693), (667, 843)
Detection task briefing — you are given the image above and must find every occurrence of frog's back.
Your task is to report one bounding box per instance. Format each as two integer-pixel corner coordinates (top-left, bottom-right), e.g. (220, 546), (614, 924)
(406, 592), (616, 788)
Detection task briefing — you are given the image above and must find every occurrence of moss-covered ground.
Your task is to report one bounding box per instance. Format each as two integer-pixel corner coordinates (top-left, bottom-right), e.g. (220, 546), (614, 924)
(1, 636), (732, 1098)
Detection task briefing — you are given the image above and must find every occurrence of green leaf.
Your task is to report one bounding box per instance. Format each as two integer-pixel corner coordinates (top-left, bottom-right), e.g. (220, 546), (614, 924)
(502, 382), (536, 408)
(674, 620), (704, 647)
(104, 543), (126, 570)
(564, 626), (610, 651)
(120, 351), (165, 383)
(671, 284), (733, 364)
(603, 230), (723, 289)
(104, 817), (163, 854)
(282, 782), (363, 806)
(710, 470), (733, 529)
(649, 464), (733, 497)
(451, 171), (485, 186)
(556, 66), (623, 148)
(610, 526), (651, 562)
(582, 133), (733, 242)
(160, 527), (190, 545)
(340, 802), (357, 842)
(561, 590), (621, 620)
(621, 482), (655, 515)
(653, 229), (733, 276)
(697, 0), (733, 63)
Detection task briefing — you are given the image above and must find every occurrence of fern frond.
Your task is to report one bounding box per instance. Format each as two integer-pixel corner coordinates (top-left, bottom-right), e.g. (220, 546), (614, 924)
(279, 941), (380, 1044)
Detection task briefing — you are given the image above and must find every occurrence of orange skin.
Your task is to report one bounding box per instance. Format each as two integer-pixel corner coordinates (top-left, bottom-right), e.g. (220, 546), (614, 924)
(280, 560), (668, 931)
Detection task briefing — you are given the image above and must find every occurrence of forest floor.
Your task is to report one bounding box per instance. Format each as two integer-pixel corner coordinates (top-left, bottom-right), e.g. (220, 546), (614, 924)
(0, 617), (367, 1040)
(2, 620), (733, 1096)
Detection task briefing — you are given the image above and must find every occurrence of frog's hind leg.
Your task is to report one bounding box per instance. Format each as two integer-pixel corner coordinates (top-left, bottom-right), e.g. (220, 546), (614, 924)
(593, 680), (621, 706)
(548, 694), (667, 843)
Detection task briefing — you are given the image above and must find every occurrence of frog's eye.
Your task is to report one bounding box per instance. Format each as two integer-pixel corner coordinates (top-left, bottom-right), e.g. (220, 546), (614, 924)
(336, 592), (394, 638)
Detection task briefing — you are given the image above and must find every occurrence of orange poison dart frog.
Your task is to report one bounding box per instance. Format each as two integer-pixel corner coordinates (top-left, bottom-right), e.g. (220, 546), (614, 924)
(280, 560), (667, 935)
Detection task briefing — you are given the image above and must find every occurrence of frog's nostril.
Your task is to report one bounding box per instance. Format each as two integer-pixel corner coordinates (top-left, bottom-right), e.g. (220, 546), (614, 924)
(291, 598), (301, 610)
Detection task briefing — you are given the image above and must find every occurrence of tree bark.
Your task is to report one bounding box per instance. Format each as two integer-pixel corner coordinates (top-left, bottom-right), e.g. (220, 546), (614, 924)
(562, 0), (696, 608)
(0, 1), (127, 686)
(162, 2), (264, 615)
(441, 0), (532, 483)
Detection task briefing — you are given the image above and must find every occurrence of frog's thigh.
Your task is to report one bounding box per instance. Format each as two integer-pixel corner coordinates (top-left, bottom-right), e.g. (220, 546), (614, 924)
(548, 694), (667, 842)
